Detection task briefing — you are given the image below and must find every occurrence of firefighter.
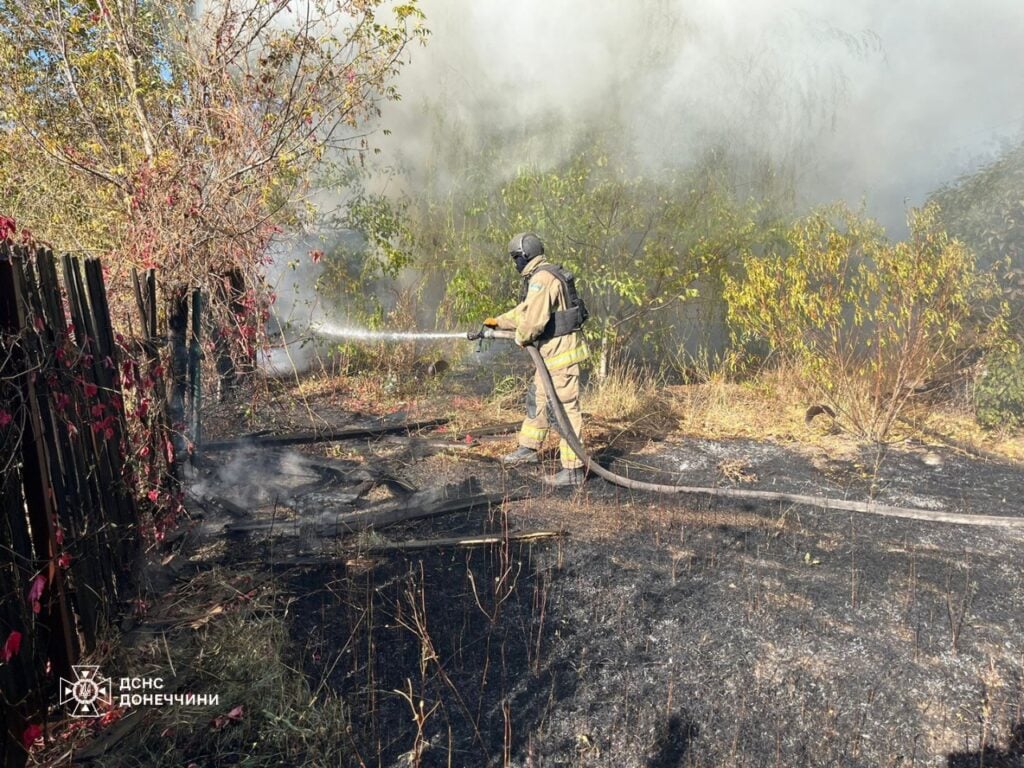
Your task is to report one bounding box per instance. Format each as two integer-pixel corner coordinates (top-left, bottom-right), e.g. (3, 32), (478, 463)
(483, 232), (589, 487)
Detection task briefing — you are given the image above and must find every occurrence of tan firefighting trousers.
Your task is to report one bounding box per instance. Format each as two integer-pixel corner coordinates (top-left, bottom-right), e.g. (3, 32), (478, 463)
(517, 365), (583, 469)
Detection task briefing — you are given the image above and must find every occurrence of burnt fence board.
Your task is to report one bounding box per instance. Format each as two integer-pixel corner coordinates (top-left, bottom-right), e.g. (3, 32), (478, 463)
(130, 267), (176, 490)
(84, 257), (137, 570)
(5, 248), (78, 682)
(64, 253), (137, 579)
(27, 251), (117, 645)
(1, 245), (143, 768)
(42, 250), (112, 623)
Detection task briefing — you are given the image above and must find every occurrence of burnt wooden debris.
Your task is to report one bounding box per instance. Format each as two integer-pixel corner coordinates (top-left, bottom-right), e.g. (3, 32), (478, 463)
(201, 415), (452, 451)
(222, 477), (529, 538)
(450, 420), (520, 439)
(0, 246), (144, 768)
(188, 418), (540, 562)
(363, 529), (565, 552)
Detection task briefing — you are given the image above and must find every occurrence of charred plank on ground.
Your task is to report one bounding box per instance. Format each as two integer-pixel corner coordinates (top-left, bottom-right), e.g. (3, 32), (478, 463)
(225, 478), (527, 537)
(202, 416), (450, 451)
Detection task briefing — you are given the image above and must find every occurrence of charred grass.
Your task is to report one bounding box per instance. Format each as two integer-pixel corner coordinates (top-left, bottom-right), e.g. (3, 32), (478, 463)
(46, 361), (1024, 767)
(31, 567), (354, 767)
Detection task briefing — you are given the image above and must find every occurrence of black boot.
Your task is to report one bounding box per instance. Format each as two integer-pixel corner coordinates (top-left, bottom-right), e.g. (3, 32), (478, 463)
(501, 446), (539, 465)
(543, 467), (584, 488)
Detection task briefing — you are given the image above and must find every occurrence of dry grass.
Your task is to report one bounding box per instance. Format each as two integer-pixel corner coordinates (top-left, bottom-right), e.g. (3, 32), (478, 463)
(583, 364), (681, 450)
(672, 362), (808, 439)
(583, 363), (661, 422)
(34, 569), (352, 768)
(669, 368), (1021, 466)
(665, 370), (846, 467)
(910, 404), (1024, 463)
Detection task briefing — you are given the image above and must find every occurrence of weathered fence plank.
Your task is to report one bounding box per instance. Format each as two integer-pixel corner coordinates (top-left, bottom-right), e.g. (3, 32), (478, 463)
(1, 244), (144, 767)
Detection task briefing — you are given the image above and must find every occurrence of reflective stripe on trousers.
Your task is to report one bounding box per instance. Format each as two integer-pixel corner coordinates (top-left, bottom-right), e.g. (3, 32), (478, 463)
(517, 368), (583, 469)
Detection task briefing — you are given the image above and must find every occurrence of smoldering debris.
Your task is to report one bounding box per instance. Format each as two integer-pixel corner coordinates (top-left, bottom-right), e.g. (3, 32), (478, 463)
(188, 446), (369, 511)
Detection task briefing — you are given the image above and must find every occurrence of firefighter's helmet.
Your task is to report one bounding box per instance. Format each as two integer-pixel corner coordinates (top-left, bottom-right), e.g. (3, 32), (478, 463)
(508, 232), (544, 272)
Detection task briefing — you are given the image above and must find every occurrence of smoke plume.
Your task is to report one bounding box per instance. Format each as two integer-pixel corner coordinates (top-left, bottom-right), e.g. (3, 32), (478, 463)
(379, 0), (1024, 234)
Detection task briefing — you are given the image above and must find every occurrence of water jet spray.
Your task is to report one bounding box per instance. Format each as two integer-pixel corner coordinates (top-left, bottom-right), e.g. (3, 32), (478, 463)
(313, 321), (466, 343)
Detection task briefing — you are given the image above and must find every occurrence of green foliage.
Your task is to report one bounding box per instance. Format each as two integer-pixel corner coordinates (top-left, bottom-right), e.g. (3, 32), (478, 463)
(724, 202), (999, 441)
(930, 140), (1024, 340)
(421, 141), (782, 376)
(930, 141), (1024, 270)
(316, 182), (416, 324)
(975, 349), (1024, 429)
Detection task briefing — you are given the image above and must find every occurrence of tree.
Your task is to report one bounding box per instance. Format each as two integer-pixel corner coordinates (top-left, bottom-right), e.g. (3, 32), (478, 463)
(930, 140), (1024, 271)
(0, 0), (426, 329)
(929, 139), (1024, 338)
(929, 141), (1024, 427)
(429, 142), (775, 378)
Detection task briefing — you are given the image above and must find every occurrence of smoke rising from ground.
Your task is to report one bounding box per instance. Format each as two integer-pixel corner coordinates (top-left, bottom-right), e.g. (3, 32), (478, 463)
(259, 232), (336, 376)
(380, 0), (1024, 234)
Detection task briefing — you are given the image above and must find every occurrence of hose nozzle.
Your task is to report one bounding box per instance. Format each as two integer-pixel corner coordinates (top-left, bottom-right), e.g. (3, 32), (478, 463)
(467, 328), (515, 341)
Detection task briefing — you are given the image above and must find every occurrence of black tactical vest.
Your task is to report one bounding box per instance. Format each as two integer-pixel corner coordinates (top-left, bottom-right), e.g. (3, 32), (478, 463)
(519, 264), (589, 340)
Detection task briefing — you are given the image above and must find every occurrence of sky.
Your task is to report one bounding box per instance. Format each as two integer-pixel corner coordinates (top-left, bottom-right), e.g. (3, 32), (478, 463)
(378, 0), (1024, 235)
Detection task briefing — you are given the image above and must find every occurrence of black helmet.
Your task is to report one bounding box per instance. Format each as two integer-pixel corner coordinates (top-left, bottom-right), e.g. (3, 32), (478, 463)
(508, 232), (544, 273)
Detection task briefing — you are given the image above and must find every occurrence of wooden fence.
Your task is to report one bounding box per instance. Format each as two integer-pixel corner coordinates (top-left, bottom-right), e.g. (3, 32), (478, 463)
(0, 245), (145, 768)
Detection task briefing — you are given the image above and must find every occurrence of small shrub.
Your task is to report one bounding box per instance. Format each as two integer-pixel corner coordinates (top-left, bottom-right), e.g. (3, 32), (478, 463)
(975, 350), (1024, 429)
(724, 203), (1001, 442)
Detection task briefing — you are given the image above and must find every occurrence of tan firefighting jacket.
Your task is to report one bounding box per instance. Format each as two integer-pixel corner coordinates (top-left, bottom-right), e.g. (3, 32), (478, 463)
(495, 255), (589, 371)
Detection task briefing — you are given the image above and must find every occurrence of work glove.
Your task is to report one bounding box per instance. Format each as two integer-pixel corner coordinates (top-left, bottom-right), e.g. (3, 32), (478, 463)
(482, 317), (498, 328)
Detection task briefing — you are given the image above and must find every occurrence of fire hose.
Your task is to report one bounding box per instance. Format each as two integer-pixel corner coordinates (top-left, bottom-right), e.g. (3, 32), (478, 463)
(468, 328), (1024, 529)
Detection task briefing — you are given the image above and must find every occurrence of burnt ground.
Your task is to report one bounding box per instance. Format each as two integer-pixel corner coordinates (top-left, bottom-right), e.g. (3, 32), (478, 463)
(175, 401), (1024, 768)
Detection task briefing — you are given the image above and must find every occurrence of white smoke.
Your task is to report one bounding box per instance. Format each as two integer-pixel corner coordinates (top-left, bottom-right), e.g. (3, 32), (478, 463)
(258, 230), (351, 376)
(378, 0), (1024, 234)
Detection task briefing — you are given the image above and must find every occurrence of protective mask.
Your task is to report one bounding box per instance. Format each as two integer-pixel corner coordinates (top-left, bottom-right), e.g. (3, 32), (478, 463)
(512, 252), (531, 273)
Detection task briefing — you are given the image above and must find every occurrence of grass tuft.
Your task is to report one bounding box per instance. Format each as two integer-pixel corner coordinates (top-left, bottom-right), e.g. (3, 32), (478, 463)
(43, 571), (353, 768)
(584, 363), (658, 422)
